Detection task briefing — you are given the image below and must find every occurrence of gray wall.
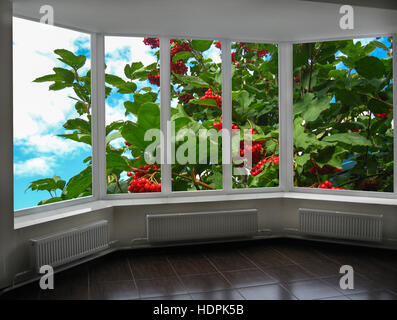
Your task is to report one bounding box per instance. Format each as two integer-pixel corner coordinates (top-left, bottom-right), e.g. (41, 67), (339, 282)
(0, 0), (16, 290)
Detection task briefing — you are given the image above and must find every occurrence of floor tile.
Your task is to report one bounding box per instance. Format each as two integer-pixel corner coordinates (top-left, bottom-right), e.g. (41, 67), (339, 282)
(264, 265), (314, 283)
(180, 273), (232, 293)
(299, 259), (341, 278)
(206, 250), (255, 271)
(168, 253), (216, 276)
(136, 276), (187, 298)
(319, 295), (350, 300)
(346, 290), (397, 300)
(283, 279), (343, 300)
(89, 255), (133, 282)
(191, 289), (245, 300)
(322, 274), (384, 295)
(90, 280), (139, 300)
(129, 254), (176, 280)
(222, 269), (277, 288)
(0, 282), (40, 300)
(238, 284), (296, 300)
(240, 247), (295, 269)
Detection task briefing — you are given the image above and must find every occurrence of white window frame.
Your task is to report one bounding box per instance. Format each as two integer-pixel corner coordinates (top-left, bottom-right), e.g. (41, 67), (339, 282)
(12, 15), (397, 216)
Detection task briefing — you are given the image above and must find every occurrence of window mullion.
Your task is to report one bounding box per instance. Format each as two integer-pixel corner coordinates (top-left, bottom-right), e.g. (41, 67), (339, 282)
(278, 42), (294, 192)
(91, 33), (107, 200)
(221, 39), (232, 193)
(160, 37), (171, 194)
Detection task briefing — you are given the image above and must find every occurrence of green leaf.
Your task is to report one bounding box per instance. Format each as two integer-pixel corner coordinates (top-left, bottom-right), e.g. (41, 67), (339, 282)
(323, 133), (372, 146)
(172, 51), (194, 63)
(177, 75), (210, 88)
(105, 74), (125, 86)
(191, 40), (213, 52)
(138, 102), (160, 130)
(188, 98), (218, 107)
(54, 49), (86, 70)
(26, 175), (66, 193)
(294, 93), (332, 122)
(121, 121), (149, 150)
(355, 56), (385, 79)
(38, 197), (64, 206)
(62, 167), (92, 199)
(58, 133), (91, 145)
(106, 131), (122, 145)
(63, 118), (91, 133)
(124, 62), (144, 79)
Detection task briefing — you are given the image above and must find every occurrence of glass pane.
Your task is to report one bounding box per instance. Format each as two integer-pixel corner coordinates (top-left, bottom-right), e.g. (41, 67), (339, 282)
(105, 36), (161, 194)
(231, 42), (279, 189)
(170, 39), (223, 191)
(13, 17), (92, 210)
(293, 37), (393, 192)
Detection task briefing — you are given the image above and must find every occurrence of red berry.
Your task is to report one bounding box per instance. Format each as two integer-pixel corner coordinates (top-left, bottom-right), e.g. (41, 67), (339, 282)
(143, 38), (160, 49)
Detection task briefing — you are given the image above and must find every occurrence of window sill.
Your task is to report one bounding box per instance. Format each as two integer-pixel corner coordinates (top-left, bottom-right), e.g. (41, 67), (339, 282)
(14, 191), (397, 230)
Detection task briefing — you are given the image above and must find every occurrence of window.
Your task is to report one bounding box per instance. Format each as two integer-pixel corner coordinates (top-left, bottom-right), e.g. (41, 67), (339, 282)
(104, 36), (161, 194)
(170, 39), (223, 191)
(12, 16), (396, 215)
(231, 42), (279, 189)
(293, 37), (393, 192)
(13, 17), (92, 210)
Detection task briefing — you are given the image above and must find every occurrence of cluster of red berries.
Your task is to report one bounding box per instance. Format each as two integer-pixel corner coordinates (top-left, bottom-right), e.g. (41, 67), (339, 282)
(148, 73), (160, 86)
(212, 121), (239, 131)
(201, 89), (222, 108)
(250, 155), (279, 176)
(351, 128), (360, 133)
(309, 164), (342, 175)
(127, 165), (161, 193)
(231, 52), (237, 65)
(170, 42), (191, 75)
(215, 41), (222, 49)
(128, 178), (161, 193)
(171, 60), (188, 74)
(178, 93), (194, 105)
(124, 141), (131, 146)
(143, 38), (160, 49)
(171, 42), (192, 57)
(313, 180), (344, 190)
(240, 142), (263, 164)
(376, 109), (391, 120)
(359, 179), (379, 191)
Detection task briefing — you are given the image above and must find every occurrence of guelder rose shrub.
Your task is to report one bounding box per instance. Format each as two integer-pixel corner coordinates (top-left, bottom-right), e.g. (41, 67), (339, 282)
(293, 37), (393, 192)
(105, 36), (161, 194)
(231, 42), (279, 189)
(170, 39), (223, 191)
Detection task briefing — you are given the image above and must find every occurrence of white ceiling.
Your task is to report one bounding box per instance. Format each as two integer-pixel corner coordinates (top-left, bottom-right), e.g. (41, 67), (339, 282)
(12, 0), (397, 42)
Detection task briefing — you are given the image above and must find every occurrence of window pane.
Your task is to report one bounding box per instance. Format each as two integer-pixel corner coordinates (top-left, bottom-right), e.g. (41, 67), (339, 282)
(293, 37), (393, 192)
(105, 36), (161, 194)
(13, 18), (92, 210)
(231, 42), (279, 189)
(170, 39), (222, 191)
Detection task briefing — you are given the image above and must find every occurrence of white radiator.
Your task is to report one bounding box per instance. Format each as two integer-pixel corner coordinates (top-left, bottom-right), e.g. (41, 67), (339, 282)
(299, 208), (383, 242)
(31, 220), (109, 271)
(147, 209), (258, 243)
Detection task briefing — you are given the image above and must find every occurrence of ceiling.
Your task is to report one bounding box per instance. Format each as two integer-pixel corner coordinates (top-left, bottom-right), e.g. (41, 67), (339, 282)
(12, 0), (397, 42)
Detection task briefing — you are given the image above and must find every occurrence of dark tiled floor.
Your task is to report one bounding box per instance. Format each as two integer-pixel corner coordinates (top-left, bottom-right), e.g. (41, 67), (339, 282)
(1, 238), (397, 300)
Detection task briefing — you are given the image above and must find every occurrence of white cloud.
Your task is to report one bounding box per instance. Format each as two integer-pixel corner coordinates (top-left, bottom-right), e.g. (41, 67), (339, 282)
(14, 156), (57, 177)
(16, 134), (90, 156)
